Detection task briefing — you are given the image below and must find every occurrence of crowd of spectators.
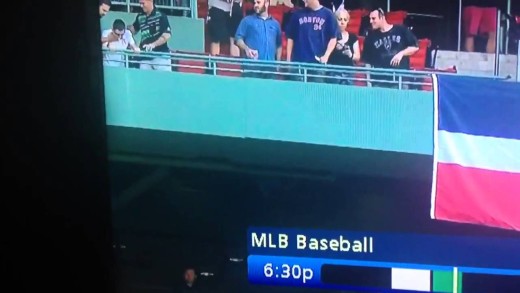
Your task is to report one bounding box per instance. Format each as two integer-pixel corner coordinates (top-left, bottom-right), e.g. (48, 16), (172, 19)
(100, 0), (520, 85)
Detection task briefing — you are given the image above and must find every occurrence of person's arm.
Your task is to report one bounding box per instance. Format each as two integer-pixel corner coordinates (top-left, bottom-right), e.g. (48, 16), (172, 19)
(234, 18), (248, 51)
(285, 11), (298, 62)
(390, 26), (419, 66)
(101, 29), (117, 44)
(352, 41), (360, 62)
(127, 15), (140, 35)
(275, 22), (282, 61)
(235, 18), (259, 58)
(320, 11), (338, 63)
(126, 31), (141, 52)
(153, 14), (172, 47)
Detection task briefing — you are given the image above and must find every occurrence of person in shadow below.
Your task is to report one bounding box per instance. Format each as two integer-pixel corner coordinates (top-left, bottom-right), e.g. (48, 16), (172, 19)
(178, 267), (202, 293)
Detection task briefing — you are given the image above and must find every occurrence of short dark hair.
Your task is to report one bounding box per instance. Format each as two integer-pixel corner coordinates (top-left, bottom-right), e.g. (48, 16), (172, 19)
(372, 7), (385, 17)
(112, 19), (125, 31)
(100, 0), (112, 6)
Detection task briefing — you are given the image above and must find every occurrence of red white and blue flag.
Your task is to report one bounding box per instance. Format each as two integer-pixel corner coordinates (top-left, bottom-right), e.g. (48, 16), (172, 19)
(431, 74), (520, 232)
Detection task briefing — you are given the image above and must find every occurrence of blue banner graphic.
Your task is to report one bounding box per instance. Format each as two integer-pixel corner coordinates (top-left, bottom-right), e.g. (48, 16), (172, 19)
(247, 227), (520, 269)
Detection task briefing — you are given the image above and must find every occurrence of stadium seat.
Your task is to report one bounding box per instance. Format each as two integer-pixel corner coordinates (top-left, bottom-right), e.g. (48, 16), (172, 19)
(347, 9), (367, 35)
(216, 55), (243, 77)
(410, 38), (431, 70)
(353, 36), (367, 86)
(270, 4), (291, 25)
(197, 0), (208, 18)
(281, 32), (287, 61)
(173, 50), (209, 74)
(386, 10), (407, 25)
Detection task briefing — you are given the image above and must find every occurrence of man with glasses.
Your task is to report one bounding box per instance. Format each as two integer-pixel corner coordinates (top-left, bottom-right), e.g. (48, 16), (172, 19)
(128, 0), (172, 71)
(102, 19), (140, 67)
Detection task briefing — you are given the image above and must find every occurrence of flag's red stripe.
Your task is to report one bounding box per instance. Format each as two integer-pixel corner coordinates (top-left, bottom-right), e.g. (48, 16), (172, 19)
(435, 163), (520, 231)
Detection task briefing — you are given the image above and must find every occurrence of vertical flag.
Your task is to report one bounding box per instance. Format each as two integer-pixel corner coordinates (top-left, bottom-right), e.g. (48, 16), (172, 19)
(431, 74), (520, 231)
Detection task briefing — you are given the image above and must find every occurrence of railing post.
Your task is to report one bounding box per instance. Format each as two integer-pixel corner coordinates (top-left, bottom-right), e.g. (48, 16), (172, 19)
(516, 41), (520, 82)
(303, 68), (307, 82)
(398, 75), (402, 90)
(506, 0), (511, 54)
(494, 9), (501, 77)
(457, 0), (462, 51)
(191, 0), (197, 18)
(126, 0), (130, 13)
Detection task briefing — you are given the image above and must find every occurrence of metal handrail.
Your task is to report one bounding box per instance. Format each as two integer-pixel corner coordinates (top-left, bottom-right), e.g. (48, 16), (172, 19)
(111, 0), (198, 18)
(102, 49), (513, 90)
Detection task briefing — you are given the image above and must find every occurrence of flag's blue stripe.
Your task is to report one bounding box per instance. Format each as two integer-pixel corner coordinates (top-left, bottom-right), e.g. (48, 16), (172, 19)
(437, 75), (520, 140)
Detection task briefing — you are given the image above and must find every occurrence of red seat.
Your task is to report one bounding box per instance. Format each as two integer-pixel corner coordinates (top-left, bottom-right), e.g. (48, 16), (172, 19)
(281, 32), (287, 60)
(347, 9), (367, 35)
(386, 10), (407, 25)
(216, 55), (242, 77)
(353, 36), (367, 86)
(410, 38), (431, 70)
(173, 50), (209, 74)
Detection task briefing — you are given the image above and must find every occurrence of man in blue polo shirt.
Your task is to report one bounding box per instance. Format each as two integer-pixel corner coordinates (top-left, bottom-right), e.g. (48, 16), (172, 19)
(235, 0), (282, 78)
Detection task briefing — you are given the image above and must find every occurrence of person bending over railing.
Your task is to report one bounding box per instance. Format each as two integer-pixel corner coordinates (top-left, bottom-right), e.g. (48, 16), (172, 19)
(102, 19), (141, 67)
(327, 8), (361, 85)
(361, 8), (418, 88)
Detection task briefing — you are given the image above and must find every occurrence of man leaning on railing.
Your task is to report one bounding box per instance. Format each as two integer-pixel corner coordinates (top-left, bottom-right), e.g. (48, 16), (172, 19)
(128, 0), (172, 71)
(102, 19), (141, 67)
(361, 8), (418, 88)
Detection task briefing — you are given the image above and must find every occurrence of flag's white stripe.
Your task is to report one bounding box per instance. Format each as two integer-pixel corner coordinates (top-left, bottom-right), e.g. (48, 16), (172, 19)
(437, 130), (520, 173)
(391, 268), (431, 292)
(453, 267), (458, 293)
(430, 74), (440, 219)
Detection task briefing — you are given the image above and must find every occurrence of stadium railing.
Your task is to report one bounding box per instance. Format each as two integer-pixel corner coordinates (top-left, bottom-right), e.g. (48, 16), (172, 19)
(102, 50), (513, 91)
(110, 0), (198, 18)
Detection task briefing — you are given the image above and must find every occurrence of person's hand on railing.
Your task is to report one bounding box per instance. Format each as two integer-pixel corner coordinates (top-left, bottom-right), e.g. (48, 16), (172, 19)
(315, 55), (329, 64)
(143, 43), (156, 52)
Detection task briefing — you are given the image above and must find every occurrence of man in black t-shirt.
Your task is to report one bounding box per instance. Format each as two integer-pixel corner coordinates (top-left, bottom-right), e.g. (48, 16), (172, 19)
(361, 8), (418, 88)
(128, 0), (172, 71)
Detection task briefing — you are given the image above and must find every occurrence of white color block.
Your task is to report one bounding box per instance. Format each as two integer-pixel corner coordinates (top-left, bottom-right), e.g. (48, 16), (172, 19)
(391, 268), (431, 292)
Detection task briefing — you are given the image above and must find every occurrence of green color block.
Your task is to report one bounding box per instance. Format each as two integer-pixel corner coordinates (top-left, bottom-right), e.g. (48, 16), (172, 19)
(433, 270), (463, 293)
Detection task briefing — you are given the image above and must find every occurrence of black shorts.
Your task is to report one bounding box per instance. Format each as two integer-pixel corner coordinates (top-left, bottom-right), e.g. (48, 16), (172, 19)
(229, 2), (243, 39)
(208, 7), (230, 43)
(207, 4), (243, 43)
